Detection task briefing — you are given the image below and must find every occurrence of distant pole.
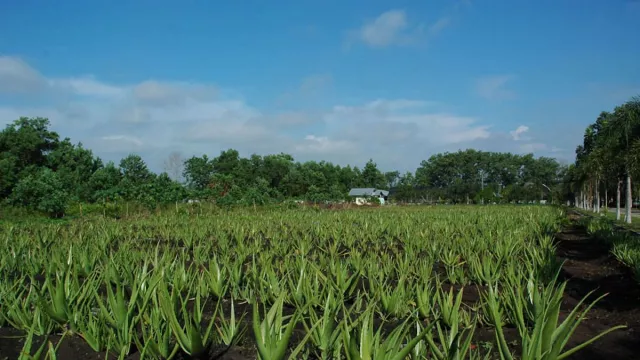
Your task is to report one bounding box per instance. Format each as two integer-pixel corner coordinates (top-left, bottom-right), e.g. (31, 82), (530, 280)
(479, 170), (486, 204)
(539, 183), (552, 204)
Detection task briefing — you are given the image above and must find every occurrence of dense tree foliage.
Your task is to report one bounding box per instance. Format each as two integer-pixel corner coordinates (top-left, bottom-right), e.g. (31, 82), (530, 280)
(566, 95), (640, 223)
(413, 150), (563, 204)
(0, 116), (566, 216)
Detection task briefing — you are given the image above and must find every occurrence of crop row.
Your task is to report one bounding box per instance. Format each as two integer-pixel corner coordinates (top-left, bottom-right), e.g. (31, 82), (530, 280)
(0, 206), (624, 359)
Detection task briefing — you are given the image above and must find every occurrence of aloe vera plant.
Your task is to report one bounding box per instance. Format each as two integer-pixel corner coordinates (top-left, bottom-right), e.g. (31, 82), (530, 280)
(18, 317), (68, 360)
(37, 271), (92, 333)
(157, 280), (221, 358)
(206, 256), (228, 299)
(484, 280), (626, 360)
(0, 204), (625, 359)
(253, 294), (315, 360)
(304, 291), (343, 359)
(416, 280), (436, 321)
(342, 307), (435, 360)
(378, 276), (410, 319)
(135, 296), (180, 360)
(18, 322), (48, 360)
(76, 310), (107, 352)
(216, 297), (246, 347)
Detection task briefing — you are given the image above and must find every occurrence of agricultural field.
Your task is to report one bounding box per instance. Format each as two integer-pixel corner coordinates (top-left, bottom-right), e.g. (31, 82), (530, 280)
(1, 205), (639, 359)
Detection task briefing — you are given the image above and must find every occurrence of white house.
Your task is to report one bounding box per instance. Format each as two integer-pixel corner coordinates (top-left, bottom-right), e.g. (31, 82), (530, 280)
(348, 188), (389, 205)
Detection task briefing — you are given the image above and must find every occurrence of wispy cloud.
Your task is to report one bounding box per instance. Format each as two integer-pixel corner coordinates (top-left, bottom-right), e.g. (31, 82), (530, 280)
(276, 73), (333, 107)
(101, 135), (144, 147)
(0, 55), (565, 172)
(350, 10), (412, 48)
(474, 75), (516, 101)
(345, 9), (455, 49)
(428, 17), (451, 36)
(295, 135), (355, 154)
(0, 56), (48, 93)
(510, 125), (529, 141)
(299, 74), (333, 94)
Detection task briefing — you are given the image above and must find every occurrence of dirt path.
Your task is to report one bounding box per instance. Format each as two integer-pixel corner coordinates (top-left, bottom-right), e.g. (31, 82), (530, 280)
(557, 213), (640, 359)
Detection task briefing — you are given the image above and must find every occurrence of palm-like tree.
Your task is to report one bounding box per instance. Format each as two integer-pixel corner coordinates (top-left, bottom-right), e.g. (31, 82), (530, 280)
(573, 96), (640, 223)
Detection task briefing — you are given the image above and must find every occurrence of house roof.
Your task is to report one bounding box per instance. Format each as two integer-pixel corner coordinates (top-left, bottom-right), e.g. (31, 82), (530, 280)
(348, 188), (389, 197)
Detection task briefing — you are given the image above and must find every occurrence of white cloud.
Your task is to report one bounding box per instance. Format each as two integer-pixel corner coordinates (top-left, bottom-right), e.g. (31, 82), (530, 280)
(510, 125), (529, 141)
(475, 75), (516, 101)
(364, 99), (432, 111)
(324, 99), (491, 162)
(133, 80), (217, 106)
(346, 5), (461, 49)
(356, 10), (409, 47)
(0, 56), (47, 93)
(295, 135), (355, 154)
(347, 10), (451, 48)
(50, 77), (126, 98)
(101, 135), (144, 147)
(0, 56), (566, 172)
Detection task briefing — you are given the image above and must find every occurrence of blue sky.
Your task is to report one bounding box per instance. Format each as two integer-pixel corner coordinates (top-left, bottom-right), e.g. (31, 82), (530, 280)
(1, 0), (639, 173)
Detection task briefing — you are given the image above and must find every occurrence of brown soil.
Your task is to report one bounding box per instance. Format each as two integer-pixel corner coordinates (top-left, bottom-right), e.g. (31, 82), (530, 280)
(1, 211), (640, 359)
(552, 215), (640, 359)
(472, 210), (640, 360)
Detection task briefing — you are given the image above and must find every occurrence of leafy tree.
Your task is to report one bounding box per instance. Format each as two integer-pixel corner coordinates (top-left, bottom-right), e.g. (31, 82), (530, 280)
(415, 150), (563, 204)
(183, 155), (215, 192)
(392, 172), (417, 202)
(10, 168), (68, 217)
(570, 95), (640, 222)
(361, 159), (386, 189)
(152, 172), (187, 204)
(212, 149), (241, 175)
(88, 161), (123, 202)
(120, 154), (152, 185)
(385, 171), (400, 189)
(119, 154), (154, 201)
(0, 117), (60, 196)
(261, 153), (294, 191)
(47, 139), (101, 202)
(3, 112), (607, 214)
(0, 156), (18, 198)
(0, 117), (59, 168)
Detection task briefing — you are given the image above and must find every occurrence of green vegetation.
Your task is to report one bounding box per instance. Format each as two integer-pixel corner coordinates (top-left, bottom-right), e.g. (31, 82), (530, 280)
(579, 214), (640, 282)
(0, 205), (624, 359)
(564, 95), (640, 223)
(1, 116), (565, 219)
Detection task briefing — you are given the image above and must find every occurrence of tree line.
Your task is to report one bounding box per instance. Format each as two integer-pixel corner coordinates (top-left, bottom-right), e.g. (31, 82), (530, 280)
(564, 95), (640, 223)
(1, 116), (566, 217)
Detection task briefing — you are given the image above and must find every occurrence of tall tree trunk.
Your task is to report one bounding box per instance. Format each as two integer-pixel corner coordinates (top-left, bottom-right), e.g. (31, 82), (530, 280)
(595, 176), (600, 213)
(626, 173), (632, 224)
(616, 179), (622, 220)
(604, 185), (608, 214)
(579, 190), (583, 209)
(579, 190), (582, 209)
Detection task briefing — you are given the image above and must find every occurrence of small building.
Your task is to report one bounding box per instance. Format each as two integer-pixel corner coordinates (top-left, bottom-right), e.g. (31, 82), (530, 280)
(348, 188), (389, 205)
